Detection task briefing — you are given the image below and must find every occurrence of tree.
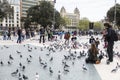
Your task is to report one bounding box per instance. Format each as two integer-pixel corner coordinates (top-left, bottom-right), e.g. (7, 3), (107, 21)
(94, 21), (104, 30)
(78, 17), (90, 30)
(26, 1), (65, 29)
(107, 3), (120, 29)
(54, 11), (66, 29)
(0, 0), (13, 21)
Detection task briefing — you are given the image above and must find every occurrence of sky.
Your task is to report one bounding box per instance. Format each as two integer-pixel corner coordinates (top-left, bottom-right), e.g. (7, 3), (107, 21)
(9, 0), (120, 22)
(54, 0), (120, 22)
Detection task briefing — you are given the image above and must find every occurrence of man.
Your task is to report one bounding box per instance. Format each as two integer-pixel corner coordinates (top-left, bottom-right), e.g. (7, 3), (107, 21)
(104, 23), (114, 64)
(39, 27), (45, 43)
(17, 28), (22, 43)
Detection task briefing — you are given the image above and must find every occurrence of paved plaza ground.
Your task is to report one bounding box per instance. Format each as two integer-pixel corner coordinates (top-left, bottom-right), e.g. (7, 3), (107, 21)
(0, 35), (120, 80)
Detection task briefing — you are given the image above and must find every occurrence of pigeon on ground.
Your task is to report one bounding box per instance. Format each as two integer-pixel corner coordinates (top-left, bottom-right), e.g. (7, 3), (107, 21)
(82, 64), (87, 71)
(111, 66), (118, 73)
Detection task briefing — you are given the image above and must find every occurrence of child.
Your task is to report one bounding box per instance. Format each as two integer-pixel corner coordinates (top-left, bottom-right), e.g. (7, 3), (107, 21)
(95, 38), (100, 48)
(89, 36), (95, 44)
(35, 72), (39, 80)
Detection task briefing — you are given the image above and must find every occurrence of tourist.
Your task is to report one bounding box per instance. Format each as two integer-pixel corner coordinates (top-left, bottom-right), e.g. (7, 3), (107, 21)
(64, 31), (70, 45)
(104, 23), (114, 64)
(85, 43), (101, 64)
(35, 72), (39, 80)
(95, 37), (100, 48)
(39, 27), (45, 43)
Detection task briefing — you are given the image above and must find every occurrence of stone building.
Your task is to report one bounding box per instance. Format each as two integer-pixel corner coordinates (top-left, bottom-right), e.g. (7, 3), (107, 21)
(60, 6), (80, 31)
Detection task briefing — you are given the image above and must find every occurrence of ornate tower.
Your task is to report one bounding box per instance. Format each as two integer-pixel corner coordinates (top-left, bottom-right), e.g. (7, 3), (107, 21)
(74, 7), (80, 19)
(60, 6), (66, 17)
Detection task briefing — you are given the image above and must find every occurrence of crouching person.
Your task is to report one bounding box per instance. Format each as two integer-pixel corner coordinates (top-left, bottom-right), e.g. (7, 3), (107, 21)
(85, 43), (102, 64)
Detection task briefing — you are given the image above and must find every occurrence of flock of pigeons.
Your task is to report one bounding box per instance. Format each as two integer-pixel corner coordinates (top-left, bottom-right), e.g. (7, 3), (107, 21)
(0, 39), (120, 80)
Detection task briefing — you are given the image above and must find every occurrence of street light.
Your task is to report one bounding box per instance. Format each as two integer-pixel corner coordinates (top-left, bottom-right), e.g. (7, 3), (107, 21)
(114, 0), (117, 28)
(53, 0), (56, 29)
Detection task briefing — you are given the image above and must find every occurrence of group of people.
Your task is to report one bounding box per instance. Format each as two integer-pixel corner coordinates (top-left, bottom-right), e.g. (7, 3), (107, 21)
(2, 28), (35, 43)
(1, 22), (117, 65)
(86, 23), (117, 64)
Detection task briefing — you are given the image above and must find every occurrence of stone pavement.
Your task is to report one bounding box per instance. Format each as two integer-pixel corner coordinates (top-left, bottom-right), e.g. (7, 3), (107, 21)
(0, 35), (120, 80)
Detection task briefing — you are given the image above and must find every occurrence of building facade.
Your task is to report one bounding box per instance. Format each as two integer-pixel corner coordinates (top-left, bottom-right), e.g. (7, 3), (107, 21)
(0, 1), (20, 30)
(20, 0), (54, 18)
(60, 6), (80, 31)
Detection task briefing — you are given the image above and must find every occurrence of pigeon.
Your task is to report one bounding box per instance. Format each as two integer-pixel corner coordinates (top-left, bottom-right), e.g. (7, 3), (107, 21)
(28, 49), (32, 52)
(49, 67), (53, 74)
(46, 52), (51, 56)
(23, 74), (28, 80)
(39, 57), (42, 62)
(34, 47), (37, 50)
(19, 63), (22, 67)
(72, 62), (74, 65)
(27, 58), (31, 63)
(20, 55), (22, 58)
(29, 55), (32, 58)
(117, 62), (120, 68)
(82, 64), (87, 71)
(49, 57), (53, 61)
(43, 64), (47, 69)
(4, 45), (9, 48)
(111, 66), (118, 73)
(11, 69), (19, 76)
(16, 51), (21, 54)
(64, 68), (69, 72)
(9, 54), (14, 60)
(22, 66), (25, 71)
(8, 61), (12, 65)
(0, 61), (3, 65)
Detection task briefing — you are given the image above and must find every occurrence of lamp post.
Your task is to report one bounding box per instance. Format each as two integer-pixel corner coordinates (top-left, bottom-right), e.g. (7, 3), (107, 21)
(53, 0), (56, 29)
(114, 0), (117, 28)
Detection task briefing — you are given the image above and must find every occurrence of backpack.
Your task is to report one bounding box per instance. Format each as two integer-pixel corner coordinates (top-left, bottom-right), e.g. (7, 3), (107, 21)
(112, 30), (118, 41)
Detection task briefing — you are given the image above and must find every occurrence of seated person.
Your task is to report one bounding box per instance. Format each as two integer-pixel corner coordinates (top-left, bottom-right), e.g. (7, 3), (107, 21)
(85, 43), (102, 64)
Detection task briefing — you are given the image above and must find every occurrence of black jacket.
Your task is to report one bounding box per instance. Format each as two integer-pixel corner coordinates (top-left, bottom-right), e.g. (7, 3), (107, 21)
(105, 28), (114, 43)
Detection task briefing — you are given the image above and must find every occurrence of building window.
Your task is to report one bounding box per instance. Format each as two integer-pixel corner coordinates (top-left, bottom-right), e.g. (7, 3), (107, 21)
(9, 24), (11, 27)
(17, 14), (19, 16)
(17, 21), (19, 23)
(6, 24), (8, 27)
(17, 24), (19, 27)
(12, 24), (14, 27)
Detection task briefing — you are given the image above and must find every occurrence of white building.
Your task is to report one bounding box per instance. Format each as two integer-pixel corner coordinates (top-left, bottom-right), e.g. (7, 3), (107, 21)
(0, 1), (20, 29)
(60, 6), (80, 31)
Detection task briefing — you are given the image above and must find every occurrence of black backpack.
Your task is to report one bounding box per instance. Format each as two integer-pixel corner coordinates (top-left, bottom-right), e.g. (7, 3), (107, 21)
(112, 30), (118, 41)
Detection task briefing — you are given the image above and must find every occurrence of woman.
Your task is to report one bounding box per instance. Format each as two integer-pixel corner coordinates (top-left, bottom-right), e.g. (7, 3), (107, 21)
(85, 43), (100, 64)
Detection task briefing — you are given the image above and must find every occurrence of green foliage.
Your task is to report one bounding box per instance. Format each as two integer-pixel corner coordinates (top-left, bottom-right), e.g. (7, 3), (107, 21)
(107, 4), (120, 29)
(63, 17), (71, 26)
(54, 11), (66, 29)
(78, 17), (89, 30)
(25, 1), (65, 29)
(94, 21), (104, 30)
(0, 0), (13, 20)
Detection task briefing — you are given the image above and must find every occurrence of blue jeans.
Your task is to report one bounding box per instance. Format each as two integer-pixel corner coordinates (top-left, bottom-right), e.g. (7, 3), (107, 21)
(17, 35), (22, 43)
